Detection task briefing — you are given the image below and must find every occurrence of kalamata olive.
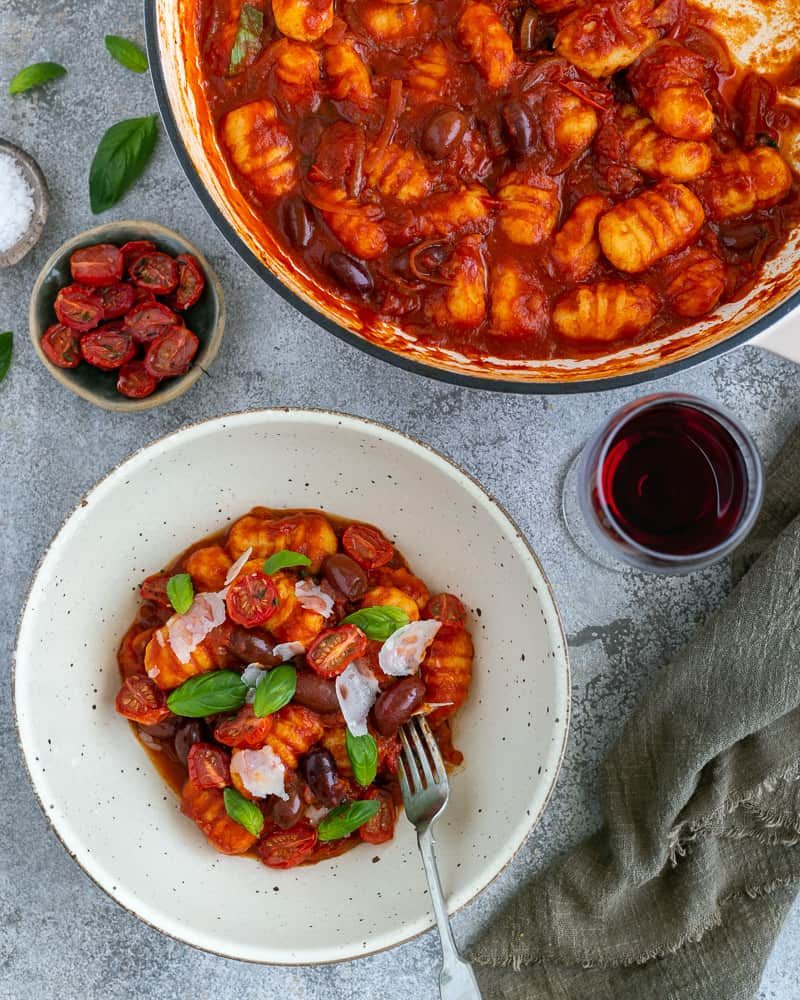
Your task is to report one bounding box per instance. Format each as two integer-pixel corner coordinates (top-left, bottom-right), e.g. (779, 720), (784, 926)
(174, 721), (205, 765)
(322, 553), (369, 600)
(422, 109), (468, 160)
(373, 677), (427, 737)
(271, 785), (305, 829)
(229, 626), (283, 667)
(280, 196), (315, 249)
(293, 671), (340, 713)
(326, 252), (373, 294)
(502, 101), (536, 156)
(139, 715), (180, 741)
(303, 748), (342, 807)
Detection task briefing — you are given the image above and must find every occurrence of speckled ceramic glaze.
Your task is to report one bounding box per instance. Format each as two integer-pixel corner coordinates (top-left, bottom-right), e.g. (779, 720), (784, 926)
(14, 409), (570, 964)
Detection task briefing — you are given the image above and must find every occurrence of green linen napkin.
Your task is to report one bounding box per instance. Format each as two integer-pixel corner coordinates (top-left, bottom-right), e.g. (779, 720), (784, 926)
(469, 426), (800, 1000)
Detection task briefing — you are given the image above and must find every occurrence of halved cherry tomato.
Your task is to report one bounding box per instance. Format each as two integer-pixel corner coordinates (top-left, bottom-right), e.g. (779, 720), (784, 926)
(41, 323), (82, 368)
(54, 284), (104, 332)
(257, 822), (318, 868)
(425, 593), (467, 630)
(123, 300), (181, 344)
(140, 572), (172, 606)
(342, 524), (394, 570)
(121, 239), (156, 273)
(225, 571), (279, 627)
(187, 741), (231, 788)
(117, 360), (160, 399)
(213, 704), (274, 748)
(307, 624), (368, 677)
(358, 787), (396, 844)
(81, 328), (136, 370)
(115, 674), (171, 725)
(171, 253), (206, 310)
(130, 252), (179, 294)
(132, 286), (157, 306)
(94, 282), (135, 319)
(144, 327), (200, 378)
(70, 243), (124, 286)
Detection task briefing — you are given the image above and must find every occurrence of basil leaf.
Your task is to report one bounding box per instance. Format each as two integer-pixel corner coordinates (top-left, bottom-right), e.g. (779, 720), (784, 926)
(166, 573), (194, 614)
(167, 670), (247, 717)
(318, 800), (380, 842)
(341, 606), (410, 641)
(223, 787), (264, 837)
(228, 3), (264, 75)
(253, 664), (297, 717)
(263, 550), (312, 574)
(105, 35), (149, 73)
(0, 333), (12, 384)
(8, 62), (66, 95)
(89, 115), (158, 214)
(346, 730), (378, 787)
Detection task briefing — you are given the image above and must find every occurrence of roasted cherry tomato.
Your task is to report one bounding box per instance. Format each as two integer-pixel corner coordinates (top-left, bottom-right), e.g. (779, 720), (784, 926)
(70, 243), (124, 287)
(144, 327), (200, 378)
(140, 572), (172, 606)
(121, 239), (156, 273)
(54, 283), (104, 333)
(132, 286), (157, 306)
(123, 300), (181, 344)
(115, 674), (171, 725)
(425, 593), (467, 629)
(225, 570), (279, 627)
(117, 360), (160, 399)
(341, 524), (394, 570)
(358, 788), (396, 844)
(307, 624), (368, 677)
(213, 705), (274, 748)
(171, 253), (206, 310)
(93, 282), (135, 319)
(257, 822), (318, 868)
(41, 322), (82, 368)
(80, 328), (136, 370)
(187, 741), (231, 788)
(130, 251), (179, 294)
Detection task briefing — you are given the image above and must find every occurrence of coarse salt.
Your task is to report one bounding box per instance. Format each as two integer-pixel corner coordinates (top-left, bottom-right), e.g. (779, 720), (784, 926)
(0, 152), (34, 253)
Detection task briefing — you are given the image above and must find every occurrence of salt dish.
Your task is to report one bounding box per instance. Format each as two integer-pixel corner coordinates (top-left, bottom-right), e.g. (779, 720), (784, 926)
(0, 139), (48, 268)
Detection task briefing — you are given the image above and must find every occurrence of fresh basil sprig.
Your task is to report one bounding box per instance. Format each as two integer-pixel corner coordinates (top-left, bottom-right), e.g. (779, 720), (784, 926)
(253, 664), (297, 717)
(105, 35), (149, 74)
(341, 606), (410, 641)
(0, 333), (12, 384)
(228, 3), (264, 76)
(89, 114), (158, 213)
(8, 62), (66, 95)
(317, 800), (380, 842)
(223, 787), (264, 837)
(167, 670), (247, 717)
(263, 550), (312, 574)
(166, 573), (194, 614)
(346, 730), (378, 787)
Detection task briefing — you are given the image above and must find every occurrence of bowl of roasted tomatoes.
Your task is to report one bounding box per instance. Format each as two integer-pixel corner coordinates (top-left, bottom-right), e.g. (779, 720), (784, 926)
(15, 409), (570, 964)
(28, 221), (225, 411)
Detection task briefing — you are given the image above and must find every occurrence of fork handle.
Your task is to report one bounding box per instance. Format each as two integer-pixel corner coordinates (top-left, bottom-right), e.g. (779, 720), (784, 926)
(418, 827), (483, 1000)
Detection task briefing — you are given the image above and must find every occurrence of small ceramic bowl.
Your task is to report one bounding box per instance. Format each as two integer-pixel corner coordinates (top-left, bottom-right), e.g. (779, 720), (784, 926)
(28, 220), (225, 413)
(0, 138), (49, 268)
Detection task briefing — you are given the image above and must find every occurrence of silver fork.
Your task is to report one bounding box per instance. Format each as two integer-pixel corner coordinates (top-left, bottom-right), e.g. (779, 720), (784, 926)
(398, 715), (483, 1000)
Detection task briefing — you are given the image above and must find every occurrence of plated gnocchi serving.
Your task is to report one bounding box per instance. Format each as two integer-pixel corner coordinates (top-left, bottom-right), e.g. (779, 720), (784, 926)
(191, 0), (800, 361)
(115, 508), (473, 867)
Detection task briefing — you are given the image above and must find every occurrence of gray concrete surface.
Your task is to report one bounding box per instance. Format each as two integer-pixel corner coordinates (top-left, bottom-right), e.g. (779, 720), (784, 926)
(2, 3), (799, 998)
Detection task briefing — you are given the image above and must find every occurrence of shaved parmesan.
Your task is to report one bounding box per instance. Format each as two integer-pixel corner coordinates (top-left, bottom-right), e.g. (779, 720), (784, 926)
(273, 641), (305, 661)
(241, 664), (266, 703)
(230, 746), (287, 800)
(295, 579), (335, 618)
(336, 659), (380, 737)
(224, 546), (253, 587)
(378, 620), (441, 677)
(166, 591), (227, 664)
(305, 803), (330, 826)
(413, 701), (454, 715)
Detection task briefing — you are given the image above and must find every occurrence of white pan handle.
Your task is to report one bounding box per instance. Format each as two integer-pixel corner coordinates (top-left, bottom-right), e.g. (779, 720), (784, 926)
(750, 308), (800, 365)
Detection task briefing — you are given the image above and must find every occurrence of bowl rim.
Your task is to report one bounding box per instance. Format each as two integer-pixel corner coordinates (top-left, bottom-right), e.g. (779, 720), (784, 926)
(28, 219), (226, 413)
(13, 406), (572, 965)
(0, 138), (49, 268)
(143, 0), (800, 395)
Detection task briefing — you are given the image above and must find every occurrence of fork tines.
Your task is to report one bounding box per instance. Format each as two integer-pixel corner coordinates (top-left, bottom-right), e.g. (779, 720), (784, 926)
(398, 715), (447, 794)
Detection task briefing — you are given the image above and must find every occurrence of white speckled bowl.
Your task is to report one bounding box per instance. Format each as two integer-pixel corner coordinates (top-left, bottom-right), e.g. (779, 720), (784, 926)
(14, 409), (570, 964)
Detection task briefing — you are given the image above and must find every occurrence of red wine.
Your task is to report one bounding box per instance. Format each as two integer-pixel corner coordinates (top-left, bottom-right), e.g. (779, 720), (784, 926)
(595, 402), (749, 556)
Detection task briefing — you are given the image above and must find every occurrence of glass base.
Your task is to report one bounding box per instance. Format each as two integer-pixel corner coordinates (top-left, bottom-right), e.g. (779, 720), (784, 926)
(561, 451), (630, 573)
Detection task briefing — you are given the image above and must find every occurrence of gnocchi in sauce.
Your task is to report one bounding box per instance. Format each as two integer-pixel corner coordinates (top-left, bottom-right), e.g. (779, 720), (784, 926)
(116, 508), (472, 866)
(192, 0), (800, 360)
